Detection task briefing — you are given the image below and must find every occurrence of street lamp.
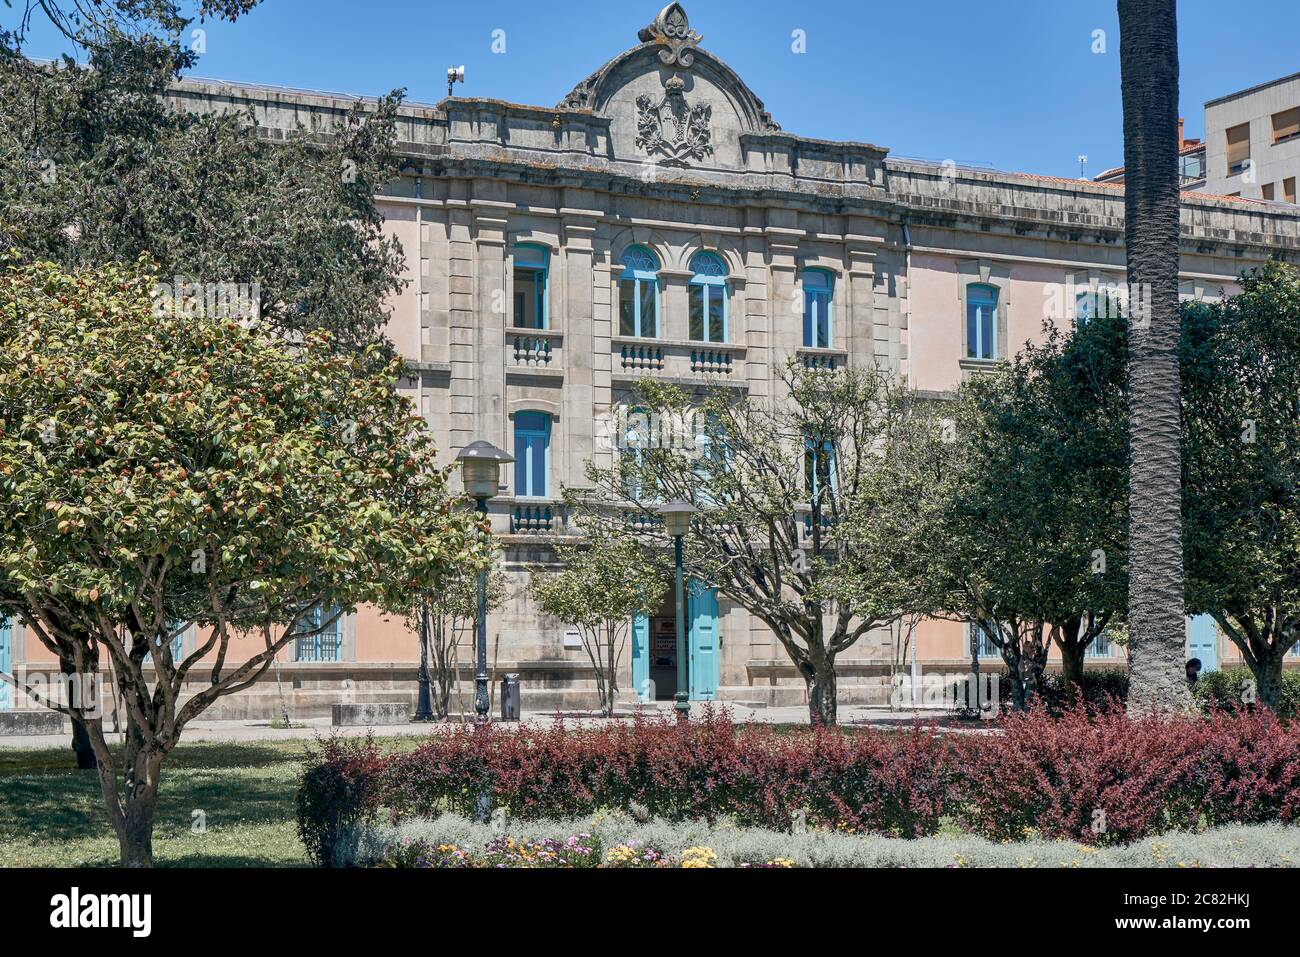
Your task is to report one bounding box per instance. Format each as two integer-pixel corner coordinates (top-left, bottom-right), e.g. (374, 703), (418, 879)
(456, 440), (513, 723)
(657, 501), (697, 724)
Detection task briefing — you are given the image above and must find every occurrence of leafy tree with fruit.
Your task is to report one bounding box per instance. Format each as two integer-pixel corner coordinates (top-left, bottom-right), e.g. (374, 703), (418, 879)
(2, 0), (410, 768)
(0, 257), (483, 866)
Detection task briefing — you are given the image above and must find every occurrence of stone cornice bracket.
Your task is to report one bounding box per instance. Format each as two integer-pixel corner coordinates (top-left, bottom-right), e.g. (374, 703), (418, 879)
(638, 3), (702, 69)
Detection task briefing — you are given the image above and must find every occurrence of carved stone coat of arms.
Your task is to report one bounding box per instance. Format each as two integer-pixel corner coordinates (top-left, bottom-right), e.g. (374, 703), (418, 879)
(635, 75), (713, 165)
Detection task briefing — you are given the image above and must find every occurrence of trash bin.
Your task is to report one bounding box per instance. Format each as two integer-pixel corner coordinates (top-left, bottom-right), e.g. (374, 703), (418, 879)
(500, 673), (521, 721)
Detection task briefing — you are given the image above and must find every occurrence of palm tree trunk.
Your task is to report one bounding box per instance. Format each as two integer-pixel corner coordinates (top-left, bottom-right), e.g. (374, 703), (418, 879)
(1118, 0), (1192, 714)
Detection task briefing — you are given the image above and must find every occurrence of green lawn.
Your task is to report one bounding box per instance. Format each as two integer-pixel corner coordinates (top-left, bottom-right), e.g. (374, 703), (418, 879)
(0, 739), (317, 867)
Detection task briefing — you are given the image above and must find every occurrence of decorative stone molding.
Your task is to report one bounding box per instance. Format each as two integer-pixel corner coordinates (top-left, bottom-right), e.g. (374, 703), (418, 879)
(634, 75), (713, 165)
(637, 3), (703, 69)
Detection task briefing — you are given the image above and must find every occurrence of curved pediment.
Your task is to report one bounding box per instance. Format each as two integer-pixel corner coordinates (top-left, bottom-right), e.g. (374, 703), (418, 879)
(558, 4), (780, 170)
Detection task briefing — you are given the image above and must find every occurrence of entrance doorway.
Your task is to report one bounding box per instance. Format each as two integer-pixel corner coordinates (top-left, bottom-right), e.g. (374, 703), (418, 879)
(0, 616), (11, 710)
(631, 579), (719, 703)
(1187, 615), (1218, 672)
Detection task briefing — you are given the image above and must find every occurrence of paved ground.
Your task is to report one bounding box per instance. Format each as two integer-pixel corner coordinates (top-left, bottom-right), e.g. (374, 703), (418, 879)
(0, 703), (980, 748)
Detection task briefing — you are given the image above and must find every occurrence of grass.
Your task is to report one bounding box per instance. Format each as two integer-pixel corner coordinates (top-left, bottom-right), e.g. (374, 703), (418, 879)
(0, 739), (314, 867)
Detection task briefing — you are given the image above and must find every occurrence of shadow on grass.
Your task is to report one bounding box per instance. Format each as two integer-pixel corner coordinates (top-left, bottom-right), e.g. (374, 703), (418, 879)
(0, 739), (310, 852)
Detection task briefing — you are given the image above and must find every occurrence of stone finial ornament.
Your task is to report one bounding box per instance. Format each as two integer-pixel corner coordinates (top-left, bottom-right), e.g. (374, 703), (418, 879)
(638, 3), (702, 69)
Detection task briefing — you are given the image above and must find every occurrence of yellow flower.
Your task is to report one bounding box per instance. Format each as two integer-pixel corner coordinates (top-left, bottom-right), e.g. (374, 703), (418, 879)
(680, 846), (717, 869)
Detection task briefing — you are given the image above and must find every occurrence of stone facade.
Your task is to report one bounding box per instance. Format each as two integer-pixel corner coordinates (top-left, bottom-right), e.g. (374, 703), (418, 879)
(9, 3), (1300, 717)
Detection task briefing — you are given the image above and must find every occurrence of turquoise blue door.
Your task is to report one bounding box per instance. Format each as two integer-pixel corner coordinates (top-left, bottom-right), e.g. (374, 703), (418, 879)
(1188, 615), (1218, 672)
(688, 582), (719, 700)
(0, 616), (12, 710)
(631, 614), (651, 702)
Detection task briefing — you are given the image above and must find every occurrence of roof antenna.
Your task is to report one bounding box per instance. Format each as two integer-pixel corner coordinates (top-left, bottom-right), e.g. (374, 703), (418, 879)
(1077, 153), (1089, 179)
(447, 65), (465, 98)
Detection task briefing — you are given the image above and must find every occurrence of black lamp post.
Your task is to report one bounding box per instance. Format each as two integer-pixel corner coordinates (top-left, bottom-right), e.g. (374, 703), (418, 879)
(657, 501), (697, 724)
(455, 440), (513, 723)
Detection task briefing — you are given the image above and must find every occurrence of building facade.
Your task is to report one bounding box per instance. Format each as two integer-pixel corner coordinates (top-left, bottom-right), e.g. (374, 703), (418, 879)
(1205, 70), (1300, 202)
(6, 3), (1300, 717)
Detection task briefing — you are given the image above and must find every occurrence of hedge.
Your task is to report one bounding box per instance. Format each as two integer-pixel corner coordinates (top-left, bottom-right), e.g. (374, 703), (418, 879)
(1194, 666), (1300, 719)
(340, 815), (1300, 869)
(297, 705), (1300, 866)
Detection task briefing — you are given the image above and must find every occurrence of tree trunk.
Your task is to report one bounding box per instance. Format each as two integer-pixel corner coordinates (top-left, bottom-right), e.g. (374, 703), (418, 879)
(1060, 642), (1086, 698)
(115, 748), (164, 868)
(59, 655), (98, 769)
(1249, 654), (1285, 712)
(71, 717), (98, 770)
(1117, 0), (1192, 714)
(805, 660), (837, 726)
(603, 628), (618, 719)
(414, 606), (433, 720)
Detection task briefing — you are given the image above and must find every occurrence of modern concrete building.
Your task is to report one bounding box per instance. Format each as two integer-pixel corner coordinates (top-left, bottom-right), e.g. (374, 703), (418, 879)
(4, 3), (1300, 718)
(1204, 71), (1300, 203)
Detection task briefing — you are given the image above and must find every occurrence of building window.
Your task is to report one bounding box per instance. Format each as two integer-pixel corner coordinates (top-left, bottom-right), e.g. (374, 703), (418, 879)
(621, 406), (653, 501)
(1285, 177), (1297, 205)
(1271, 106), (1300, 145)
(802, 269), (833, 349)
(145, 622), (185, 665)
(972, 621), (999, 659)
(804, 437), (835, 500)
(618, 246), (660, 338)
(512, 244), (548, 330)
(1075, 290), (1095, 326)
(1180, 150), (1205, 183)
(1085, 630), (1113, 658)
(1263, 182), (1275, 201)
(689, 252), (728, 343)
(513, 411), (551, 498)
(966, 283), (998, 360)
(294, 605), (342, 662)
(1226, 122), (1251, 175)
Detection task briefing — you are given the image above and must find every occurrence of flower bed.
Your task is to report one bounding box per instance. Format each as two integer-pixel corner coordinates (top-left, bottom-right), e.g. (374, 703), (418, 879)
(344, 814), (1300, 869)
(297, 706), (1300, 867)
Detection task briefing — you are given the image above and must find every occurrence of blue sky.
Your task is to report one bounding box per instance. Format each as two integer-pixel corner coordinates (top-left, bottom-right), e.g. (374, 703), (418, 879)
(14, 0), (1300, 178)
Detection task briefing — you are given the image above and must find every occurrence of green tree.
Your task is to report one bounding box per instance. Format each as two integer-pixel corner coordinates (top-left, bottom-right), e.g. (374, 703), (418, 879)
(2, 1), (408, 767)
(919, 313), (1129, 708)
(412, 567), (509, 721)
(530, 531), (667, 717)
(1117, 0), (1191, 713)
(1183, 263), (1300, 710)
(0, 257), (483, 866)
(576, 362), (928, 726)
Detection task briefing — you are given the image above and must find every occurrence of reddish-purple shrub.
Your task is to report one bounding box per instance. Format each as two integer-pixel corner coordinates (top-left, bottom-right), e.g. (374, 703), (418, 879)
(295, 705), (1300, 856)
(1196, 706), (1300, 826)
(952, 704), (1211, 844)
(381, 710), (953, 835)
(297, 732), (387, 867)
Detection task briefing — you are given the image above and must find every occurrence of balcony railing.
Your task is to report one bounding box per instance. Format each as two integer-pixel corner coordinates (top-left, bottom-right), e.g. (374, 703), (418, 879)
(511, 504), (555, 535)
(796, 347), (848, 371)
(508, 328), (563, 373)
(613, 337), (746, 384)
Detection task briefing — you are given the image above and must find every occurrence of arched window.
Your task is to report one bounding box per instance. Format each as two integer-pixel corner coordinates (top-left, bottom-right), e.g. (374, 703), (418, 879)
(689, 252), (728, 343)
(513, 243), (548, 330)
(618, 246), (660, 338)
(966, 283), (998, 360)
(802, 269), (833, 349)
(513, 411), (551, 498)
